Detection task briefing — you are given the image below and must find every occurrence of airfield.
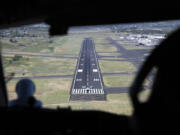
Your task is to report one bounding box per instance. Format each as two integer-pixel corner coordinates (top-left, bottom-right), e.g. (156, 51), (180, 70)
(1, 22), (173, 115)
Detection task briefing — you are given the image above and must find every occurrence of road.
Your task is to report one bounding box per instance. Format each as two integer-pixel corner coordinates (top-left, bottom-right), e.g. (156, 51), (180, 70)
(70, 38), (106, 101)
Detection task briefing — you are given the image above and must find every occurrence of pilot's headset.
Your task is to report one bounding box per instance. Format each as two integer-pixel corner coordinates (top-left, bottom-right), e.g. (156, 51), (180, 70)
(16, 78), (36, 100)
(130, 28), (180, 113)
(129, 29), (180, 134)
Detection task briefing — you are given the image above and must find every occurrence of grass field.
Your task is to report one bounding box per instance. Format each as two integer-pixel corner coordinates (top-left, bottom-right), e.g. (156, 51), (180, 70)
(52, 36), (83, 56)
(8, 77), (150, 115)
(99, 61), (137, 73)
(103, 75), (135, 87)
(7, 78), (72, 102)
(2, 56), (77, 77)
(94, 38), (110, 44)
(95, 44), (117, 52)
(44, 93), (133, 115)
(1, 29), (152, 115)
(97, 52), (121, 57)
(120, 44), (151, 50)
(7, 78), (134, 115)
(1, 35), (83, 57)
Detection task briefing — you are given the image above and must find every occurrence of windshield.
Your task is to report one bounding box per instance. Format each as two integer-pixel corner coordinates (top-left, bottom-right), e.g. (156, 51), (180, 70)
(1, 20), (180, 115)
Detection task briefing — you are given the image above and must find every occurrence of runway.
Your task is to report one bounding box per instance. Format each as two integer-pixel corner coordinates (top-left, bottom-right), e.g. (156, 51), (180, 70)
(70, 38), (106, 101)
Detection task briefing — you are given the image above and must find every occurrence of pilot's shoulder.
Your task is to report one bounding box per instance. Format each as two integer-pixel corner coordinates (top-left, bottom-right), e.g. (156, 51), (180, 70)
(8, 99), (18, 107)
(34, 100), (43, 108)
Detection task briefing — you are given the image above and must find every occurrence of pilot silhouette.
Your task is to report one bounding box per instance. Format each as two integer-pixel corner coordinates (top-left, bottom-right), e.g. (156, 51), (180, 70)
(8, 78), (42, 108)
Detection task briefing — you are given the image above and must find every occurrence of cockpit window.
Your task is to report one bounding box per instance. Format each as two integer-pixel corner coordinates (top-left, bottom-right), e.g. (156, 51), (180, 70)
(1, 21), (180, 114)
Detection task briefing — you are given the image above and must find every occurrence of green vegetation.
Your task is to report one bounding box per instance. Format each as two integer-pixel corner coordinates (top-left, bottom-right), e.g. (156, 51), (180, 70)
(7, 78), (133, 115)
(7, 80), (18, 100)
(34, 78), (72, 104)
(97, 52), (121, 57)
(99, 58), (125, 61)
(94, 38), (110, 44)
(2, 55), (29, 68)
(103, 75), (135, 87)
(53, 36), (83, 56)
(1, 40), (22, 51)
(1, 36), (83, 57)
(95, 44), (117, 52)
(7, 78), (72, 103)
(1, 37), (50, 52)
(44, 93), (133, 115)
(99, 61), (137, 73)
(93, 37), (118, 52)
(120, 44), (150, 50)
(2, 56), (77, 77)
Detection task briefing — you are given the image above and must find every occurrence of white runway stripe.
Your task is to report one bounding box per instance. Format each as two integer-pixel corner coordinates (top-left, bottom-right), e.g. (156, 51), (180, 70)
(72, 88), (104, 94)
(77, 89), (79, 94)
(101, 89), (104, 94)
(72, 89), (74, 94)
(92, 89), (95, 94)
(97, 89), (100, 94)
(95, 89), (97, 94)
(80, 89), (82, 94)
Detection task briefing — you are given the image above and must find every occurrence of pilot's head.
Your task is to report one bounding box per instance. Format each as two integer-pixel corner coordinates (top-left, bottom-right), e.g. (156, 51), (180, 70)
(15, 78), (35, 99)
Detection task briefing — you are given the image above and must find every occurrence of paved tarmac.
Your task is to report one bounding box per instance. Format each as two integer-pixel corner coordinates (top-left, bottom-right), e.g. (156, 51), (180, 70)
(70, 38), (106, 101)
(104, 87), (129, 94)
(106, 37), (150, 68)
